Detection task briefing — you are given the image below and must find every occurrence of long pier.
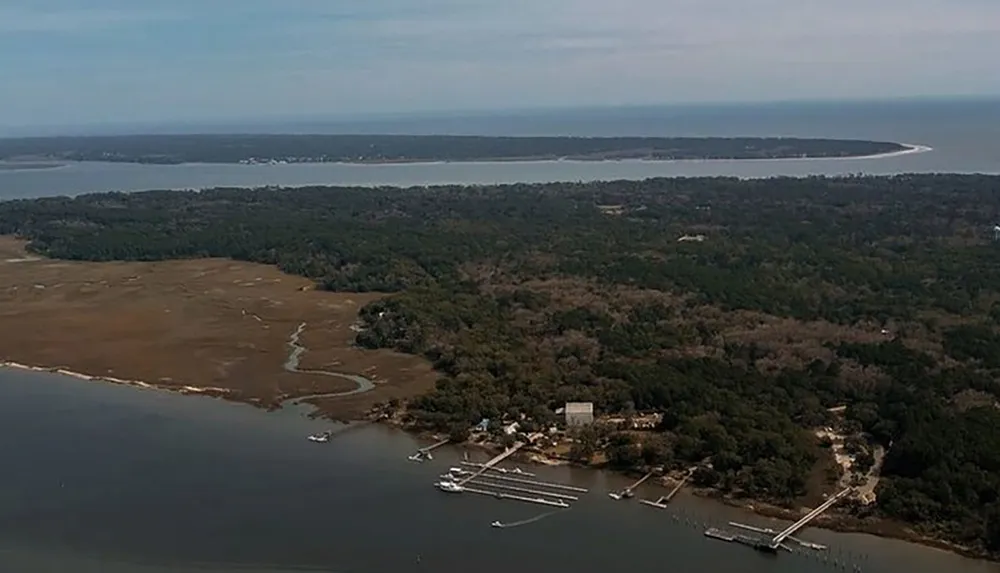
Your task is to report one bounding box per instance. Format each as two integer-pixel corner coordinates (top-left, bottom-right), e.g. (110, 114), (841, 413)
(453, 468), (589, 493)
(467, 479), (579, 501)
(462, 486), (569, 508)
(420, 439), (450, 454)
(611, 471), (654, 500)
(456, 442), (527, 486)
(768, 488), (853, 549)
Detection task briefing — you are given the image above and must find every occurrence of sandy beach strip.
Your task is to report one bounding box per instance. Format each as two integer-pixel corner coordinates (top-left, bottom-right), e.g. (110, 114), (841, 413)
(0, 360), (232, 396)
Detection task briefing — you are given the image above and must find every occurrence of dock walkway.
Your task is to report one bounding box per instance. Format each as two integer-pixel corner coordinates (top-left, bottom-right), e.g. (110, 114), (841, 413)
(768, 488), (852, 548)
(456, 442), (527, 486)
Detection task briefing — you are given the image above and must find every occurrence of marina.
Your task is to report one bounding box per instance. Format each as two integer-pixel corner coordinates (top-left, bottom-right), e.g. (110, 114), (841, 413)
(432, 435), (590, 510)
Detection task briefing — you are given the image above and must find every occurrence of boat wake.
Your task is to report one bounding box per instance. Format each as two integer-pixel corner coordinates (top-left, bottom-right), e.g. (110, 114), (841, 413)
(493, 508), (569, 529)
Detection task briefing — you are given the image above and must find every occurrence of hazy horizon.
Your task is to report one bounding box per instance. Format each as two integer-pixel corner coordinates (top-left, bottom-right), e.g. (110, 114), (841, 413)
(3, 95), (999, 139)
(3, 1), (1000, 133)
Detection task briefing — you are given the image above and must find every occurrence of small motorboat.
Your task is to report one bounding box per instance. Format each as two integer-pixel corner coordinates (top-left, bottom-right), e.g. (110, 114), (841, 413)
(435, 480), (465, 493)
(307, 431), (331, 443)
(491, 520), (504, 528)
(408, 454), (425, 462)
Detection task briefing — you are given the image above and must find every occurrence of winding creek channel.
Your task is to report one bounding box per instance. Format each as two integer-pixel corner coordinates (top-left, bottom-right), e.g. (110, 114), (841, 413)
(280, 322), (376, 406)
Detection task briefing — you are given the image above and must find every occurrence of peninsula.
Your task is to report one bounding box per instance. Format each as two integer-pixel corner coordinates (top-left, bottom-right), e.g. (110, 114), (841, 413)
(3, 174), (1000, 558)
(0, 134), (910, 165)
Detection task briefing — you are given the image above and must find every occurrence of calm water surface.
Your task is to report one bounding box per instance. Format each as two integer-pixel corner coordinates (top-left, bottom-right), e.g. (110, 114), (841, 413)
(1, 368), (999, 573)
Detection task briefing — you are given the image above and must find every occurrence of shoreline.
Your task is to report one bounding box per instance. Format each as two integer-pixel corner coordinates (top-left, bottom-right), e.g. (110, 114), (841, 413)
(20, 143), (932, 170)
(1, 357), (988, 563)
(0, 360), (236, 399)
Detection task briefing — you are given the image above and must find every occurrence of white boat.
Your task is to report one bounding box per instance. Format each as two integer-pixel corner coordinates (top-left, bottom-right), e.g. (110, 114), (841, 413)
(608, 492), (621, 500)
(449, 467), (465, 474)
(307, 431), (331, 443)
(425, 453), (433, 460)
(491, 520), (504, 528)
(435, 481), (464, 493)
(408, 453), (425, 462)
(439, 472), (458, 480)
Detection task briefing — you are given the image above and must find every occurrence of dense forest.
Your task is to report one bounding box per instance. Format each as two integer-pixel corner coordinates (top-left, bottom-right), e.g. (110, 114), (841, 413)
(3, 174), (1000, 551)
(0, 134), (906, 164)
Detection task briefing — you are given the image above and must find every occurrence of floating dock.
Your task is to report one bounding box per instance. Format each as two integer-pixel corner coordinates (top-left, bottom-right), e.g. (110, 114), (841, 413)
(728, 522), (828, 551)
(453, 468), (588, 493)
(704, 528), (735, 542)
(639, 498), (668, 509)
(463, 486), (570, 508)
(467, 479), (579, 501)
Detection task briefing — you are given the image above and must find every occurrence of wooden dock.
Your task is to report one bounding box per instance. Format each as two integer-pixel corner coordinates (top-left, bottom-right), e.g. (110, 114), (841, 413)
(454, 468), (588, 493)
(610, 471), (654, 500)
(639, 467), (694, 508)
(462, 486), (570, 508)
(408, 438), (449, 462)
(466, 479), (579, 501)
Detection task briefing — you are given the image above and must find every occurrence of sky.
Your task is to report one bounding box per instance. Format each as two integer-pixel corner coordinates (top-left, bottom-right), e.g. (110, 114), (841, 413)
(1, 0), (1000, 130)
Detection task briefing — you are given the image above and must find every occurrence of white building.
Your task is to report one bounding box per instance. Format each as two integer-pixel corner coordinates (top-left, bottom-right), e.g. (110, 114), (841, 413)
(564, 402), (594, 427)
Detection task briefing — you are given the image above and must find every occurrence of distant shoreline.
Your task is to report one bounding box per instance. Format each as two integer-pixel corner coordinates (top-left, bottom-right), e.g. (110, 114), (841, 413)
(222, 143), (933, 167)
(0, 143), (932, 172)
(0, 134), (920, 168)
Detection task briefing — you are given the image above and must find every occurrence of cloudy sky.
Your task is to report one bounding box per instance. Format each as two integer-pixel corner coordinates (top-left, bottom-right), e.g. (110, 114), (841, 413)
(1, 0), (999, 128)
